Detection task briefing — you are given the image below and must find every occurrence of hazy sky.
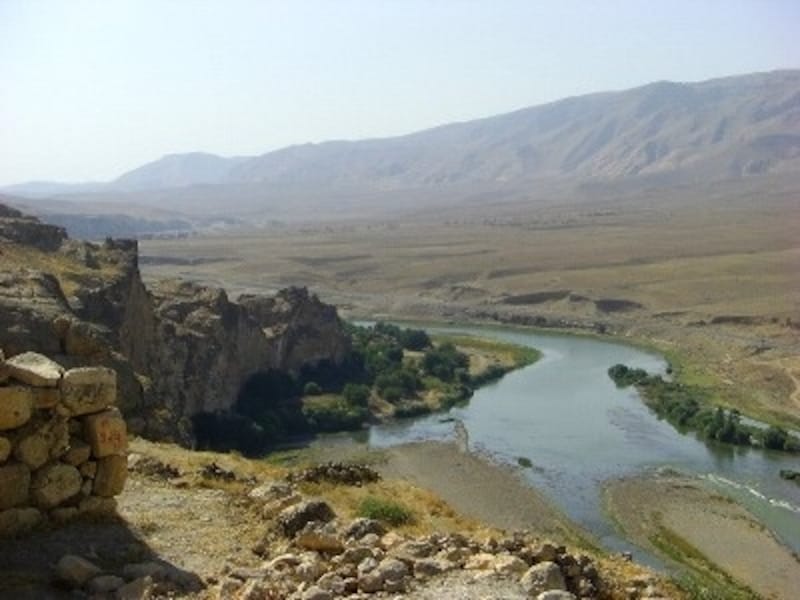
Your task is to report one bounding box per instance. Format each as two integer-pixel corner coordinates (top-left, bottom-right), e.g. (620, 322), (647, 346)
(1, 0), (798, 185)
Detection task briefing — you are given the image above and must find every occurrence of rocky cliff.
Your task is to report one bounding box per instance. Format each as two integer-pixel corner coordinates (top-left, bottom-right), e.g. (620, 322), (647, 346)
(0, 204), (351, 443)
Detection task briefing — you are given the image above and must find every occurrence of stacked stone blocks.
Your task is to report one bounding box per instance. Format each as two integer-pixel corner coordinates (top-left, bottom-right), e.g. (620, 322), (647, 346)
(0, 350), (127, 536)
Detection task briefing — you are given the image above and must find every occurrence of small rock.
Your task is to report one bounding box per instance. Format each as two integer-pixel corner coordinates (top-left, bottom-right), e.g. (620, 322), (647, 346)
(264, 553), (301, 571)
(383, 577), (406, 593)
(295, 521), (344, 554)
(261, 492), (302, 518)
(63, 438), (92, 466)
(438, 546), (472, 564)
(316, 573), (346, 594)
(5, 352), (63, 387)
(520, 561), (566, 595)
(80, 460), (98, 478)
(295, 555), (325, 583)
(248, 481), (293, 502)
(0, 507), (42, 536)
(357, 556), (379, 576)
(277, 499), (335, 537)
(56, 554), (102, 587)
(379, 531), (404, 549)
(532, 542), (559, 563)
(537, 592), (577, 600)
(339, 546), (374, 565)
(394, 539), (434, 558)
(376, 558), (408, 581)
(465, 552), (496, 570)
(344, 517), (387, 540)
(493, 553), (528, 575)
(116, 576), (153, 599)
(358, 571), (385, 593)
(302, 585), (333, 600)
(87, 574), (126, 593)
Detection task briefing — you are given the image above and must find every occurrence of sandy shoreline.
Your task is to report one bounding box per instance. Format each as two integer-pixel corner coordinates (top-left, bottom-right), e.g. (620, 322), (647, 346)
(604, 470), (800, 600)
(305, 437), (592, 547)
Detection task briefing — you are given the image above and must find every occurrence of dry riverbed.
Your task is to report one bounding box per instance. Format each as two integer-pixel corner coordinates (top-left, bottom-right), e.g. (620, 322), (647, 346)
(604, 470), (800, 600)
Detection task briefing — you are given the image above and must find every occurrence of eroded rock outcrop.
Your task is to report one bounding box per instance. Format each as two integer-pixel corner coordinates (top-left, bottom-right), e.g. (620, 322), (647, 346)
(0, 203), (351, 443)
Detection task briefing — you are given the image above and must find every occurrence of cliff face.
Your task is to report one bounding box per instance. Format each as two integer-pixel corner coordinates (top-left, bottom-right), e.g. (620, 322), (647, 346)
(0, 204), (351, 443)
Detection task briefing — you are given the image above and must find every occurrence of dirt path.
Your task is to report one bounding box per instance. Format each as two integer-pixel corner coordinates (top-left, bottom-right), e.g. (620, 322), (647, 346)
(605, 472), (800, 600)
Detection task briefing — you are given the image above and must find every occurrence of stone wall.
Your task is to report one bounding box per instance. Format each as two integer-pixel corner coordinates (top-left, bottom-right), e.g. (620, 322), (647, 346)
(0, 350), (128, 536)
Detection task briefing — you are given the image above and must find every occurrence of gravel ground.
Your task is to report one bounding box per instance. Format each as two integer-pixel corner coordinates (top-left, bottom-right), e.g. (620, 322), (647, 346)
(404, 572), (528, 599)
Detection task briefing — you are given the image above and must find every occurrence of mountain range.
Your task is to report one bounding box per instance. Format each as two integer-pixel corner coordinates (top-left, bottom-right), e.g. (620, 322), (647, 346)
(3, 69), (799, 228)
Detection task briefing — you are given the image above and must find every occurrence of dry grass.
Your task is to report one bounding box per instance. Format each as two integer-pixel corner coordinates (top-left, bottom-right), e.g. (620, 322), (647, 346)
(0, 242), (124, 296)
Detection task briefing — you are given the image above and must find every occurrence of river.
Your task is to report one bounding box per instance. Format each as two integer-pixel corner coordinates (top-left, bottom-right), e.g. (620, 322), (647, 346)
(323, 323), (800, 561)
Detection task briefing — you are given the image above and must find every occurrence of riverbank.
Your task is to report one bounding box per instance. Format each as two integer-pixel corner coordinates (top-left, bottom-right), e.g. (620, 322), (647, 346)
(293, 438), (585, 543)
(604, 470), (800, 600)
(379, 441), (588, 545)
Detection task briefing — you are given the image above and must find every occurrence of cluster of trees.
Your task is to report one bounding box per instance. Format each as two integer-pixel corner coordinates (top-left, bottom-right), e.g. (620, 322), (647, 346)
(194, 322), (470, 455)
(608, 364), (798, 453)
(421, 342), (470, 382)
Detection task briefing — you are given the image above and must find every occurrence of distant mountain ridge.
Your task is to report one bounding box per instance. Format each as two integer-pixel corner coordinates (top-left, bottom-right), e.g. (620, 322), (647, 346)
(5, 69), (800, 197)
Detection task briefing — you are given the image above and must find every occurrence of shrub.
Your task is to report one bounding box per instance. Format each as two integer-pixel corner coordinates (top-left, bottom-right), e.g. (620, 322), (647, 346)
(422, 343), (469, 382)
(358, 496), (413, 526)
(762, 426), (789, 451)
(342, 383), (371, 407)
(394, 401), (431, 418)
(303, 381), (322, 396)
(302, 397), (367, 432)
(382, 386), (403, 403)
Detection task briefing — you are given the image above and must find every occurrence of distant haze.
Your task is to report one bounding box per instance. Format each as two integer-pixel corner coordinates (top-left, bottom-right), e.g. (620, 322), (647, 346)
(1, 0), (798, 185)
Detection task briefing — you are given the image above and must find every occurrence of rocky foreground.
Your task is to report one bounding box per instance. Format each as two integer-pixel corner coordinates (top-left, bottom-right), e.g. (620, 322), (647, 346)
(0, 436), (677, 599)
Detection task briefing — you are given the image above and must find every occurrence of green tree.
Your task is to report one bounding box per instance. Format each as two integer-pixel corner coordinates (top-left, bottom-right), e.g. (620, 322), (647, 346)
(342, 383), (371, 407)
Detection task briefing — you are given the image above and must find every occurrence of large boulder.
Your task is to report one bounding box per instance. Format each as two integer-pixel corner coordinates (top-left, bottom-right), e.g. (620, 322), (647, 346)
(30, 463), (82, 509)
(83, 408), (127, 457)
(0, 462), (31, 509)
(5, 352), (63, 387)
(0, 385), (33, 430)
(13, 416), (69, 469)
(93, 455), (128, 496)
(60, 367), (116, 416)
